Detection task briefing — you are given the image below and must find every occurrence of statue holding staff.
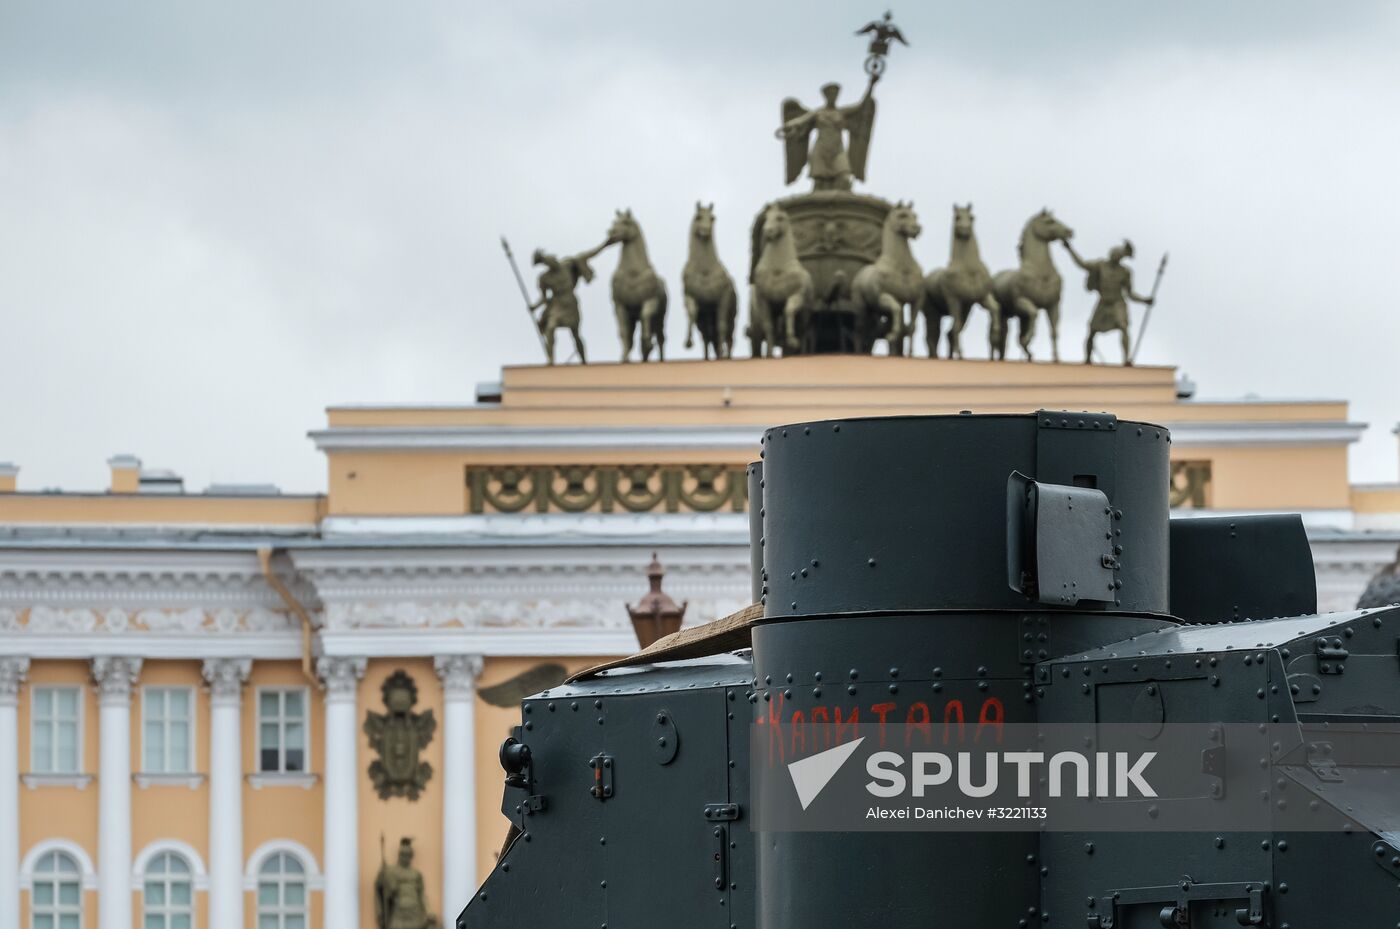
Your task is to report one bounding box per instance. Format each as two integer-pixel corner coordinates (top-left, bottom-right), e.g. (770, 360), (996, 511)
(1063, 239), (1156, 366)
(776, 77), (879, 192)
(527, 241), (610, 365)
(776, 11), (907, 192)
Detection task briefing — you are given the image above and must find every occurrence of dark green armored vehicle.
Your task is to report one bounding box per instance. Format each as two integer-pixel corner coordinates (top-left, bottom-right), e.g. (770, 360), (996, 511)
(460, 413), (1399, 929)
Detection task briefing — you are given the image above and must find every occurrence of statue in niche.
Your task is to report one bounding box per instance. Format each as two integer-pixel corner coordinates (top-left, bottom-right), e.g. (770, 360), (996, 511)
(364, 669), (436, 800)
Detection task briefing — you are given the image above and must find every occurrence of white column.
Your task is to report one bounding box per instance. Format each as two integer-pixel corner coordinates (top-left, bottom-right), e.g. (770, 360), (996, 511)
(92, 656), (141, 929)
(0, 657), (30, 929)
(202, 658), (251, 929)
(435, 654), (484, 925)
(318, 656), (366, 929)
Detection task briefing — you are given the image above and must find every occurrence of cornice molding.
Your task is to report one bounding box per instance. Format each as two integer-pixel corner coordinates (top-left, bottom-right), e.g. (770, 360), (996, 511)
(319, 626), (643, 658)
(317, 512), (749, 542)
(309, 420), (1366, 454)
(0, 549), (319, 610)
(1168, 420), (1366, 447)
(309, 424), (762, 453)
(322, 595), (747, 632)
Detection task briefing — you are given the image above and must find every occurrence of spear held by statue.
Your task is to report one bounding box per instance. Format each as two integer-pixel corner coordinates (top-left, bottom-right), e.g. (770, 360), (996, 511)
(1129, 252), (1169, 365)
(499, 236), (551, 354)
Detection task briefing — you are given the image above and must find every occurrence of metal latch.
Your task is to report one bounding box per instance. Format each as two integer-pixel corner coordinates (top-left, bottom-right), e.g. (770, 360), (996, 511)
(1088, 880), (1265, 928)
(703, 803), (740, 821)
(513, 794), (547, 817)
(1306, 742), (1343, 783)
(588, 753), (614, 800)
(704, 801), (740, 892)
(711, 824), (729, 891)
(1315, 636), (1348, 674)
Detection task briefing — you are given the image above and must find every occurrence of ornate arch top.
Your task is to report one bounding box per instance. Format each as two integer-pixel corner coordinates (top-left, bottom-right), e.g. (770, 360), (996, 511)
(131, 838), (209, 891)
(242, 838), (324, 891)
(20, 838), (98, 890)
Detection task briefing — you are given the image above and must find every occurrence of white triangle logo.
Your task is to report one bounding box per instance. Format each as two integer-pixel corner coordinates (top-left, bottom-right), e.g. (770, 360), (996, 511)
(787, 737), (865, 810)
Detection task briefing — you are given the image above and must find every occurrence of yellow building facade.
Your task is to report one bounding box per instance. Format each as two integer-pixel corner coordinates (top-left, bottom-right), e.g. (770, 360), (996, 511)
(1, 356), (1398, 929)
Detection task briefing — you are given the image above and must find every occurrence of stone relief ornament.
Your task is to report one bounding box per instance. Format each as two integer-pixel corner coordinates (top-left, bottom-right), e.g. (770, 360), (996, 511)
(135, 608), (205, 632)
(364, 670), (437, 801)
(27, 607), (99, 633)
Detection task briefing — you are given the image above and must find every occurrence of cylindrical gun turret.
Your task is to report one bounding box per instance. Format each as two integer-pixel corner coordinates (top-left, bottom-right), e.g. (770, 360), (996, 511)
(749, 412), (1172, 929)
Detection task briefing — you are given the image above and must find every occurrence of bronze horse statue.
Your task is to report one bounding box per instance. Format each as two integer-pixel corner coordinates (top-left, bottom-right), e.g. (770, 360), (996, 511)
(608, 209), (668, 362)
(920, 204), (1001, 359)
(851, 200), (921, 355)
(748, 204), (814, 356)
(991, 209), (1074, 361)
(682, 202), (737, 359)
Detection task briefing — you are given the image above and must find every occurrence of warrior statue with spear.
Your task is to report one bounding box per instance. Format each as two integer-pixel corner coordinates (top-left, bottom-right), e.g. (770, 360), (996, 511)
(375, 834), (438, 929)
(500, 236), (610, 365)
(1063, 239), (1167, 366)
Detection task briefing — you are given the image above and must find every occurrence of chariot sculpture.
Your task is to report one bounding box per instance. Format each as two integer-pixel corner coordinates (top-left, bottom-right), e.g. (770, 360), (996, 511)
(502, 11), (1166, 365)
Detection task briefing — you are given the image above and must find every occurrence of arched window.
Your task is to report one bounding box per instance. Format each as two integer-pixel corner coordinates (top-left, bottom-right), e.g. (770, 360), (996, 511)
(256, 852), (307, 929)
(142, 851), (193, 929)
(31, 850), (82, 929)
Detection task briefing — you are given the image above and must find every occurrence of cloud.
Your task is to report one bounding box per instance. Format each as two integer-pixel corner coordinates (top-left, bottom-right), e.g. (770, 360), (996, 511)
(0, 3), (1397, 491)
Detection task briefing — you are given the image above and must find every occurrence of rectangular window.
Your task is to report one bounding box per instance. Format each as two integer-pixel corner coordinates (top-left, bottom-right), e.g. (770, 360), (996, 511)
(142, 687), (194, 773)
(257, 688), (307, 773)
(31, 686), (81, 774)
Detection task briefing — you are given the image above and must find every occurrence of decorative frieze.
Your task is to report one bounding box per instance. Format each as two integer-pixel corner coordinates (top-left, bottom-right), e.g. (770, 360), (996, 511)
(4, 606), (298, 635)
(471, 462), (1209, 514)
(468, 465), (747, 514)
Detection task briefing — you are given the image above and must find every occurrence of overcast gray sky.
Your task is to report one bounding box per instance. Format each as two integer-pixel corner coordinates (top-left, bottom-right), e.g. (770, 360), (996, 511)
(2, 2), (1398, 493)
